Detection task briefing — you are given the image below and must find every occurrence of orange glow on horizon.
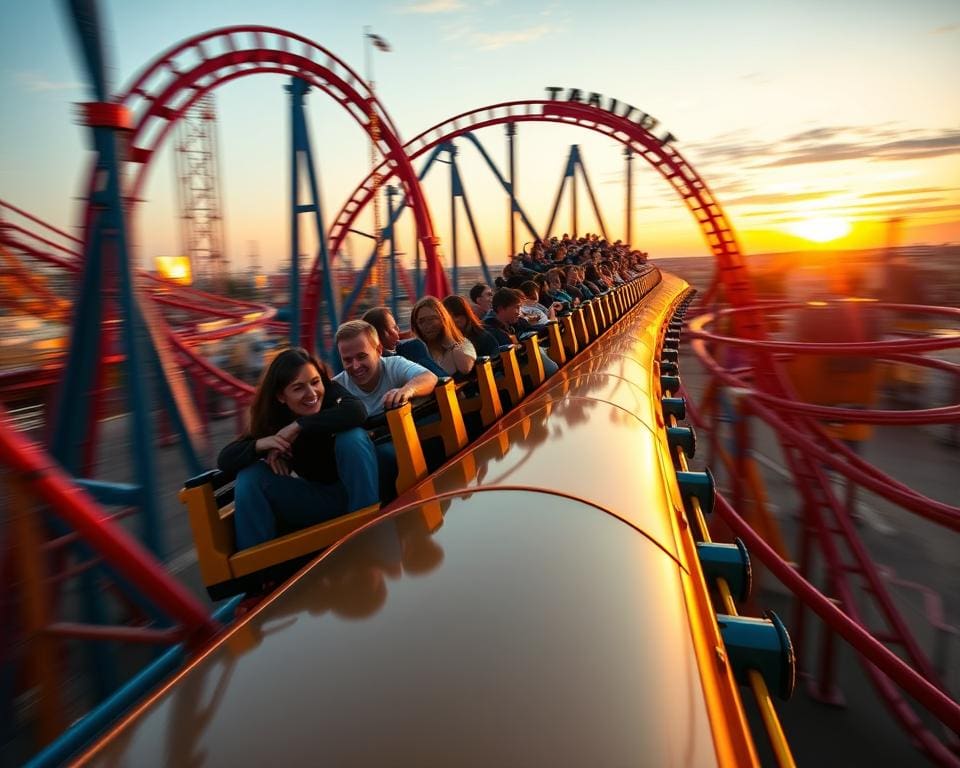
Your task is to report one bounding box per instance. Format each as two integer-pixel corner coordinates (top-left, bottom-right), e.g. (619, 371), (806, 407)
(787, 216), (852, 244)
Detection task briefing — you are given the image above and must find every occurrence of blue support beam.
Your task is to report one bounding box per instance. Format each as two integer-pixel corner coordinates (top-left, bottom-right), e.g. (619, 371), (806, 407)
(343, 130), (544, 317)
(575, 147), (610, 241)
(543, 145), (578, 238)
(287, 76), (338, 359)
(341, 146), (447, 320)
(460, 133), (540, 244)
(59, 0), (163, 558)
(287, 78), (304, 349)
(570, 144), (579, 236)
(386, 185), (399, 320)
(24, 596), (242, 768)
(506, 122), (517, 255)
(449, 148), (493, 288)
(448, 142), (460, 294)
(73, 479), (141, 507)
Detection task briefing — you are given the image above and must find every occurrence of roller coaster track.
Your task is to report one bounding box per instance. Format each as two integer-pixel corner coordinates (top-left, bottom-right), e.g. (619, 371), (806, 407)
(0, 200), (262, 406)
(304, 90), (960, 758)
(303, 98), (762, 351)
(107, 26), (447, 302)
(3, 29), (957, 755)
(689, 306), (960, 765)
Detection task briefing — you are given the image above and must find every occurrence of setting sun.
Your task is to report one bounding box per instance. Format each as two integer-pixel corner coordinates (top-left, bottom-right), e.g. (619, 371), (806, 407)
(787, 217), (852, 244)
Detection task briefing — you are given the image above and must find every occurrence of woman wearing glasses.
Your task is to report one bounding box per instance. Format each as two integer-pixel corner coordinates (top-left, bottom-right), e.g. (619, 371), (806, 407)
(410, 296), (477, 378)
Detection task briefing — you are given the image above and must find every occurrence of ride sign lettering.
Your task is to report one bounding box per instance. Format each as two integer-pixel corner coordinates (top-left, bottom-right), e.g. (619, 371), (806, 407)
(544, 87), (676, 146)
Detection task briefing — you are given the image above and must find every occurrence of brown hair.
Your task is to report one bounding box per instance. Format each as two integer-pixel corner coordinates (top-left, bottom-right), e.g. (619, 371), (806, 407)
(335, 319), (379, 348)
(546, 267), (565, 284)
(519, 280), (540, 301)
(410, 296), (464, 353)
(491, 287), (522, 311)
(247, 347), (325, 438)
(442, 294), (485, 335)
(469, 282), (490, 303)
(361, 306), (393, 343)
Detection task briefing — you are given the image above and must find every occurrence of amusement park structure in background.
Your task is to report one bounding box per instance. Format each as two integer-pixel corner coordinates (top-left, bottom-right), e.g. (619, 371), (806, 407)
(174, 93), (227, 292)
(0, 1), (958, 765)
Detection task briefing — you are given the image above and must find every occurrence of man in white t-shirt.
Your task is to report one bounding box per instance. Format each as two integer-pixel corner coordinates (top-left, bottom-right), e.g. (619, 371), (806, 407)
(333, 320), (438, 502)
(333, 320), (438, 416)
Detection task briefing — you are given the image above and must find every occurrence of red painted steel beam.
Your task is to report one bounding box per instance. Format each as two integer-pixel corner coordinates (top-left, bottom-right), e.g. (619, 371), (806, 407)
(0, 198), (83, 243)
(0, 409), (218, 644)
(44, 622), (183, 645)
(715, 493), (960, 762)
(688, 326), (959, 426)
(0, 227), (81, 267)
(689, 337), (960, 530)
(101, 26), (447, 346)
(694, 301), (960, 355)
(306, 97), (756, 350)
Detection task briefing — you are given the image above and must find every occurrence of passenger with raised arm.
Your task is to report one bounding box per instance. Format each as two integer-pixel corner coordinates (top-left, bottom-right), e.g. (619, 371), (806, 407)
(410, 296), (477, 378)
(362, 306), (447, 378)
(217, 347), (379, 551)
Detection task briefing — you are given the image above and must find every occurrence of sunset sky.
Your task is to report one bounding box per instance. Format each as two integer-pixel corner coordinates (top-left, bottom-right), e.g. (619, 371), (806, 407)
(1, 0), (958, 273)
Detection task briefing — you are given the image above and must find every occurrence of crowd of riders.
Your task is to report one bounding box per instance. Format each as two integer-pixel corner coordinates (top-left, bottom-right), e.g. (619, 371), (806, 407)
(218, 233), (648, 554)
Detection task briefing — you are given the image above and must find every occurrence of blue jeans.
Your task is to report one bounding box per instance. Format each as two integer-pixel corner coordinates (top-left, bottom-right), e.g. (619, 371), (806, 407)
(375, 440), (399, 503)
(233, 427), (379, 550)
(541, 352), (559, 377)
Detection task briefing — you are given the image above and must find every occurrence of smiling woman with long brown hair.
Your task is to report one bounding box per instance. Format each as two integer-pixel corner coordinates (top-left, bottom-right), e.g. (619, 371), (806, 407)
(218, 347), (379, 551)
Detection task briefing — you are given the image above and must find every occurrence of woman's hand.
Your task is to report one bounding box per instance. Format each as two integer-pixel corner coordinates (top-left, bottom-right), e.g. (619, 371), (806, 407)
(265, 449), (291, 476)
(276, 420), (301, 444)
(255, 435), (292, 455)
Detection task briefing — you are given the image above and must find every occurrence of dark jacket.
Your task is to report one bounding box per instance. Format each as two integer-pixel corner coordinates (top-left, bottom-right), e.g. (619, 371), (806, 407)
(388, 338), (447, 378)
(466, 326), (500, 359)
(217, 380), (366, 484)
(482, 311), (546, 347)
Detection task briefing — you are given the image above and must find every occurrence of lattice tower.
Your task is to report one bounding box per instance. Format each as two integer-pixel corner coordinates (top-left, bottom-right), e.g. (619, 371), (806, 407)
(368, 102), (383, 297)
(174, 94), (227, 289)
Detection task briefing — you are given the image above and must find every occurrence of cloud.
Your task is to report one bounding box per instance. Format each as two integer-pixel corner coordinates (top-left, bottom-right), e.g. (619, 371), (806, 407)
(740, 199), (960, 223)
(931, 23), (959, 34)
(739, 72), (770, 86)
(725, 190), (843, 206)
(15, 71), (83, 93)
(853, 203), (960, 219)
(782, 126), (854, 143)
(860, 187), (956, 199)
(396, 0), (465, 12)
(833, 197), (947, 212)
(765, 129), (960, 167)
(471, 23), (551, 50)
(441, 20), (553, 49)
(692, 125), (960, 170)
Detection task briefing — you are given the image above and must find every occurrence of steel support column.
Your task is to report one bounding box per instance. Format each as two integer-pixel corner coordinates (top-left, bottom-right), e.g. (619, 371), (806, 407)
(625, 147), (634, 244)
(506, 122), (517, 255)
(570, 145), (579, 237)
(448, 142), (459, 294)
(386, 185), (399, 320)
